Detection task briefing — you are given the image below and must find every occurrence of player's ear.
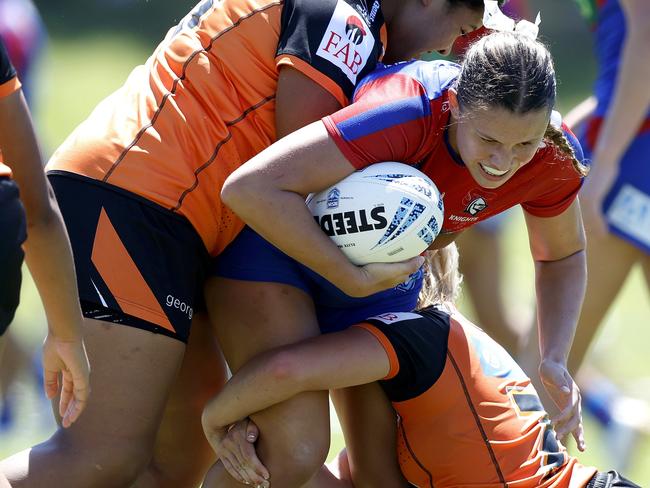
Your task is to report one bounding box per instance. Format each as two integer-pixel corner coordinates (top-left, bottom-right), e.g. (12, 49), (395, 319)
(448, 88), (461, 118)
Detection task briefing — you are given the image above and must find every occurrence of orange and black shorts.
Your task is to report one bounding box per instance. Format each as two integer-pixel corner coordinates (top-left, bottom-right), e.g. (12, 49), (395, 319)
(48, 172), (210, 343)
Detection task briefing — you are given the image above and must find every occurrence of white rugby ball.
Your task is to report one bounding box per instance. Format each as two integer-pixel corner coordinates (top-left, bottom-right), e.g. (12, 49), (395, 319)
(306, 162), (444, 265)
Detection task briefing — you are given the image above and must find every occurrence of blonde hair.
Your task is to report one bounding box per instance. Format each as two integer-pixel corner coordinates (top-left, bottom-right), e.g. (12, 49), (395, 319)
(417, 243), (463, 309)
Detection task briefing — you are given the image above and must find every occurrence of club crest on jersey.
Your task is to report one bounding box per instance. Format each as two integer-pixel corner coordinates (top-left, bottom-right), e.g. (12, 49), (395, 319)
(317, 1), (375, 84)
(327, 188), (341, 208)
(465, 196), (488, 216)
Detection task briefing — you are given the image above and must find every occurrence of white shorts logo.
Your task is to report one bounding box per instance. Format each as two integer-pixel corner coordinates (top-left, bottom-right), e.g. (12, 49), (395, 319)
(317, 1), (375, 84)
(606, 184), (650, 248)
(369, 312), (422, 324)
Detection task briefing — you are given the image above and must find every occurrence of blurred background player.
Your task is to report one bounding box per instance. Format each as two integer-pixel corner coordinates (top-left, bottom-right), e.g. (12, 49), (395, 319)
(566, 0), (650, 471)
(0, 30), (90, 437)
(0, 0), (49, 433)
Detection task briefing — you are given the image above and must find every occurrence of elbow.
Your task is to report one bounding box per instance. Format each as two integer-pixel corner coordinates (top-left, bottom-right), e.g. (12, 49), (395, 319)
(221, 171), (249, 214)
(266, 350), (308, 392)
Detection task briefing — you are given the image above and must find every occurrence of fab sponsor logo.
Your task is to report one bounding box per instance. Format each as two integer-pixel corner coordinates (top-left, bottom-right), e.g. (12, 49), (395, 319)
(317, 0), (375, 84)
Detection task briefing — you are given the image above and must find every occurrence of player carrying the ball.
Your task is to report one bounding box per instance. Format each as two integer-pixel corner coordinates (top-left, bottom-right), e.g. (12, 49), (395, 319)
(205, 18), (590, 487)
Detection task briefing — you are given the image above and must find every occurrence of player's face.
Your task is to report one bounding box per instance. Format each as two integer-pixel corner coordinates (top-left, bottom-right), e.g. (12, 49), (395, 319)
(384, 2), (483, 63)
(449, 103), (550, 189)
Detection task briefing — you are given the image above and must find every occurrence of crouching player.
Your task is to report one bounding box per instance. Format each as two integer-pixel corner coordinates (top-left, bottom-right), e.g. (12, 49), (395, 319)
(202, 245), (639, 488)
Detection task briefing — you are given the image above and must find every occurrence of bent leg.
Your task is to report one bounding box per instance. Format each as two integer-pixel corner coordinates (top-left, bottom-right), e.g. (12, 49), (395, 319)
(0, 318), (185, 488)
(134, 311), (229, 488)
(202, 277), (331, 488)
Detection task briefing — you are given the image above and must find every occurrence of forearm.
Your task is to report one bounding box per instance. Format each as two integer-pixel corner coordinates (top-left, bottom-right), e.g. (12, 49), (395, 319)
(534, 250), (587, 363)
(592, 27), (650, 165)
(203, 329), (389, 429)
(23, 197), (84, 341)
(222, 123), (360, 289)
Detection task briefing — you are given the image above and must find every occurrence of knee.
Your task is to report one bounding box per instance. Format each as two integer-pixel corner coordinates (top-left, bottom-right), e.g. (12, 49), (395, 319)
(260, 431), (330, 486)
(50, 431), (153, 487)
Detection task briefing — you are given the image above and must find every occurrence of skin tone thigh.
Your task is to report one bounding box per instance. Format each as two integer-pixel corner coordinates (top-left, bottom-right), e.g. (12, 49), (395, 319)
(330, 384), (406, 488)
(567, 233), (642, 374)
(133, 311), (229, 488)
(135, 66), (343, 486)
(0, 318), (185, 488)
(202, 278), (331, 488)
(456, 228), (521, 353)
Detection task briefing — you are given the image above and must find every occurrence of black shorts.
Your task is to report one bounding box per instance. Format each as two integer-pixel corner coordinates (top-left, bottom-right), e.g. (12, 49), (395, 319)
(49, 172), (210, 343)
(0, 177), (26, 335)
(587, 470), (641, 488)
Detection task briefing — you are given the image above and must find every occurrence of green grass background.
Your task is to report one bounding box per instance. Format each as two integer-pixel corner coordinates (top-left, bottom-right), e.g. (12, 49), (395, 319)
(1, 0), (649, 483)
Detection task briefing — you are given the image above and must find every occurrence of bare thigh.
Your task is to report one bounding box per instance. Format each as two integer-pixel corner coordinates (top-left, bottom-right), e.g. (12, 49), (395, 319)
(134, 311), (229, 488)
(0, 318), (185, 488)
(568, 232), (640, 373)
(202, 277), (331, 488)
(330, 383), (404, 488)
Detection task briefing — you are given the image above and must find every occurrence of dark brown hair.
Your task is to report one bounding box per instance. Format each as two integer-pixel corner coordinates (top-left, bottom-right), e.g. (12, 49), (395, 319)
(456, 32), (588, 175)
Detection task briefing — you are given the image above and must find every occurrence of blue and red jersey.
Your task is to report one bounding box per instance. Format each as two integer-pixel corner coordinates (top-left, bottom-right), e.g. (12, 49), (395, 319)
(322, 60), (585, 234)
(579, 0), (650, 148)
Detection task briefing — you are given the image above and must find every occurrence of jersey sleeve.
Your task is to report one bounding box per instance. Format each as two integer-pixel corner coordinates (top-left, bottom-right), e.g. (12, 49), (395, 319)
(321, 71), (437, 170)
(521, 125), (586, 218)
(276, 0), (385, 106)
(354, 308), (450, 403)
(0, 38), (20, 98)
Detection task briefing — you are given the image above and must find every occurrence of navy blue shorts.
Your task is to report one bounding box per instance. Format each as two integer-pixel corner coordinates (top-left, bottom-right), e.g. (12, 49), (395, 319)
(581, 128), (650, 254)
(211, 227), (423, 333)
(0, 178), (26, 335)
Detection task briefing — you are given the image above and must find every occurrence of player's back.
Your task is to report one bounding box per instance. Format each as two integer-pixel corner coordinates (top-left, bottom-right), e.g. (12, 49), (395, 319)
(47, 0), (283, 255)
(362, 307), (598, 487)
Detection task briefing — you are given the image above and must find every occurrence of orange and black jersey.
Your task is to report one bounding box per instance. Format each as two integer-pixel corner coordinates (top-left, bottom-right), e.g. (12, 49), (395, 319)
(356, 308), (598, 488)
(0, 36), (20, 177)
(47, 0), (388, 255)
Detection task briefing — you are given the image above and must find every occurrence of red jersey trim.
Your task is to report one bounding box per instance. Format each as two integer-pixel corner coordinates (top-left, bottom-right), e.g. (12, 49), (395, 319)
(0, 76), (20, 98)
(276, 55), (348, 107)
(353, 322), (400, 380)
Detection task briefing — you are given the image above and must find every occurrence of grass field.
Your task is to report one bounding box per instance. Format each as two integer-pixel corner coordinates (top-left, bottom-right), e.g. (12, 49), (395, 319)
(1, 29), (649, 485)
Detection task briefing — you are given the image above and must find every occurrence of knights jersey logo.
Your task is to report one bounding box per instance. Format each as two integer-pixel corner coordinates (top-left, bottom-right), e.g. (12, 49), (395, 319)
(465, 197), (488, 216)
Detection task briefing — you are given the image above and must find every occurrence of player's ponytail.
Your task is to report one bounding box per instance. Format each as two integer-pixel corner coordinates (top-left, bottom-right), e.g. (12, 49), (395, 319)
(543, 124), (590, 177)
(417, 244), (462, 309)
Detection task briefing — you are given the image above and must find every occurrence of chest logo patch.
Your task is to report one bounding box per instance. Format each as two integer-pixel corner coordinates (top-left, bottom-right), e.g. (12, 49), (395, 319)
(465, 196), (488, 216)
(317, 1), (376, 84)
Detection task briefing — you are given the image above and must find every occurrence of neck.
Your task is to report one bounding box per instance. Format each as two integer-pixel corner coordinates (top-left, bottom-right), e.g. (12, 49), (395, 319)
(380, 0), (398, 24)
(447, 113), (460, 154)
